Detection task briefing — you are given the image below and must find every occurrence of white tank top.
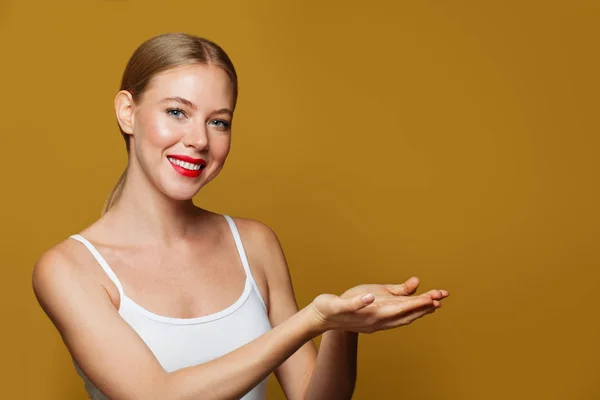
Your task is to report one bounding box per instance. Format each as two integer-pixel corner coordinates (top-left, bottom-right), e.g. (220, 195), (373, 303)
(69, 215), (272, 400)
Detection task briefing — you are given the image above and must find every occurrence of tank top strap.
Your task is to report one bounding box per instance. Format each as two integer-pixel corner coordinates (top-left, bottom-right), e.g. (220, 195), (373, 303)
(69, 234), (126, 299)
(223, 215), (268, 311)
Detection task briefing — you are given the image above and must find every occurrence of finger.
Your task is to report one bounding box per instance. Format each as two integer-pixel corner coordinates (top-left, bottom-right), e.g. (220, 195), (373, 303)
(342, 292), (375, 312)
(420, 289), (446, 300)
(378, 305), (436, 330)
(422, 289), (450, 300)
(375, 294), (434, 319)
(387, 276), (420, 296)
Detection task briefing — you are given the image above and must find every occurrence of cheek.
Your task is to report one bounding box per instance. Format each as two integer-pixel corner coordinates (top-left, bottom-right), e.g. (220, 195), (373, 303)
(138, 112), (181, 149)
(210, 135), (232, 162)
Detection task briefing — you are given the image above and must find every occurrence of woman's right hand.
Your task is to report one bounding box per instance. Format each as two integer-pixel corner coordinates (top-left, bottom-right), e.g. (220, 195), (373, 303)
(308, 279), (447, 334)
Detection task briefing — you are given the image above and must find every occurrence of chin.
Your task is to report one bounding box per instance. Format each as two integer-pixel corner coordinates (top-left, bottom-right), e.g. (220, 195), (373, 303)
(161, 182), (203, 201)
(168, 191), (198, 201)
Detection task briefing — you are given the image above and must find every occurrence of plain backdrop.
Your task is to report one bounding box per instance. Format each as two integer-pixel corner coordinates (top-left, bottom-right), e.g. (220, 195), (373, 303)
(1, 0), (598, 399)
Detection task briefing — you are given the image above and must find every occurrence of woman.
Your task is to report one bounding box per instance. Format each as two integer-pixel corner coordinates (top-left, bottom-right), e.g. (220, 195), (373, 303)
(32, 32), (449, 400)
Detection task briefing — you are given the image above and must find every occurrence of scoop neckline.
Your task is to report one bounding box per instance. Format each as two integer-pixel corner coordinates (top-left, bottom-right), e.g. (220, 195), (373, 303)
(68, 216), (259, 326)
(120, 277), (253, 325)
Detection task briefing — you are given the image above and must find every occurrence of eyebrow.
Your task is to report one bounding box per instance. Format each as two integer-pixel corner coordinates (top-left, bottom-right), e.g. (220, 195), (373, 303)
(160, 96), (197, 109)
(160, 97), (233, 116)
(212, 108), (234, 117)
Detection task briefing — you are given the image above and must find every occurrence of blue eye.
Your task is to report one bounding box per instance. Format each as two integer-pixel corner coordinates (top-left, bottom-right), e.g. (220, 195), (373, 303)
(167, 108), (186, 119)
(209, 119), (231, 129)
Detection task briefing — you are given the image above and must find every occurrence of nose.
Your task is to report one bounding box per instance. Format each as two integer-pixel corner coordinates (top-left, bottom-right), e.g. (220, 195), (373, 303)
(182, 123), (209, 150)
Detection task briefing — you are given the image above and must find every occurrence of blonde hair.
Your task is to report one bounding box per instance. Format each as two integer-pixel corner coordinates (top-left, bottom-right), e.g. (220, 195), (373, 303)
(102, 32), (238, 214)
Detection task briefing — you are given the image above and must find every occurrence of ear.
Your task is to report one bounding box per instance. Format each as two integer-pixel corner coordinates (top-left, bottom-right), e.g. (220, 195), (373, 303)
(115, 90), (135, 135)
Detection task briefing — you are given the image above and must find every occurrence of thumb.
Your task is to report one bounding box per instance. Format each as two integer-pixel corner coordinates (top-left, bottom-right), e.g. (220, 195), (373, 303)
(343, 292), (374, 312)
(389, 277), (420, 295)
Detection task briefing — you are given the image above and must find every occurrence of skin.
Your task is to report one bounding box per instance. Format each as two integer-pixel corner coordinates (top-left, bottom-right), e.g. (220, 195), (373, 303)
(32, 63), (449, 400)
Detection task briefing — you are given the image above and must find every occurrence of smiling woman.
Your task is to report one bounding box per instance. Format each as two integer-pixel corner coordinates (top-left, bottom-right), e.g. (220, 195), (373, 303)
(31, 32), (448, 400)
(104, 34), (237, 210)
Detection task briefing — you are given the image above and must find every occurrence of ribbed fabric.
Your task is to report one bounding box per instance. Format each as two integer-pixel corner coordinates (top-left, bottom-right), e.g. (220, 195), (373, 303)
(69, 215), (272, 399)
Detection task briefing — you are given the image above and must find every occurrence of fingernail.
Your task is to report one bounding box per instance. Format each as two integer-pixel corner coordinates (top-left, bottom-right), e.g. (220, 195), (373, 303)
(362, 293), (374, 302)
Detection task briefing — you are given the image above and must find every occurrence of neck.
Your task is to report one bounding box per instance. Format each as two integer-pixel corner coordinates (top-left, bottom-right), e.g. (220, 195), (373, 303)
(102, 163), (200, 245)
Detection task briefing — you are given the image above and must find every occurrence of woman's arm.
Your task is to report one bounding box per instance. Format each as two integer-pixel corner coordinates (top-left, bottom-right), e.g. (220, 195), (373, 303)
(303, 330), (359, 399)
(244, 219), (447, 400)
(303, 280), (445, 400)
(246, 221), (358, 399)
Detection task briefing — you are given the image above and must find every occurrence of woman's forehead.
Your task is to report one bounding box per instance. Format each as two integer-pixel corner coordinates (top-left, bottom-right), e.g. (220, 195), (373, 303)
(144, 63), (235, 105)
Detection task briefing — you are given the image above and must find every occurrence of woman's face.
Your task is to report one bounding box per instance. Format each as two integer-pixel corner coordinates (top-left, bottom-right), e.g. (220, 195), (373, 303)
(124, 63), (235, 200)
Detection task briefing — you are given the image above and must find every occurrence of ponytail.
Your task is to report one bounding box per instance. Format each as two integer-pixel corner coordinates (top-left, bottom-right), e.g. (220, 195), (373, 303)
(102, 168), (128, 215)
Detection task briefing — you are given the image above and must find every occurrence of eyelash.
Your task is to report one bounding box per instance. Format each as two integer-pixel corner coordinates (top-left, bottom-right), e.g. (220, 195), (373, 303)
(209, 120), (230, 130)
(167, 108), (187, 119)
(166, 108), (230, 130)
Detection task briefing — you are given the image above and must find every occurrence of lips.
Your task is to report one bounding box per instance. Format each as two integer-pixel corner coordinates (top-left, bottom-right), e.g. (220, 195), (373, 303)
(167, 155), (207, 178)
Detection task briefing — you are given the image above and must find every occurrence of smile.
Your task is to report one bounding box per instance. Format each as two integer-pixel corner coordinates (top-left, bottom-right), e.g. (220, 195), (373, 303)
(167, 156), (206, 177)
(168, 157), (204, 170)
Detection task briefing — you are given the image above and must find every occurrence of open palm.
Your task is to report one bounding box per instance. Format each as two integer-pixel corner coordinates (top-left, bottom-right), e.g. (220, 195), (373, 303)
(341, 277), (448, 308)
(310, 277), (449, 334)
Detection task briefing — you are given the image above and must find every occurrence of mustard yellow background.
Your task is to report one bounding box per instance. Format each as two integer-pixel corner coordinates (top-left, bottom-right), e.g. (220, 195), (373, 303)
(1, 0), (598, 399)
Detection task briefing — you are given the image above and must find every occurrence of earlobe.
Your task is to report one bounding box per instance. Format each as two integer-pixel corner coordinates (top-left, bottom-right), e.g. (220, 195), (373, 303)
(115, 90), (135, 135)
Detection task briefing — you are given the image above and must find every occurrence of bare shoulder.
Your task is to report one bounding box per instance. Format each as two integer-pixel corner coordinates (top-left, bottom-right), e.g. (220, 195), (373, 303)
(33, 240), (80, 294)
(227, 217), (287, 274)
(229, 217), (281, 248)
(32, 239), (98, 317)
(229, 216), (294, 294)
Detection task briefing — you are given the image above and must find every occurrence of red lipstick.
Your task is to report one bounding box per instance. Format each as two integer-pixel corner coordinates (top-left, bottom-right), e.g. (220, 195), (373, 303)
(167, 155), (206, 178)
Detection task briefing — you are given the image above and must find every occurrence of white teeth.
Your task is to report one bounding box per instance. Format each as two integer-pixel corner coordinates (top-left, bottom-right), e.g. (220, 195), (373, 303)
(168, 157), (203, 171)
